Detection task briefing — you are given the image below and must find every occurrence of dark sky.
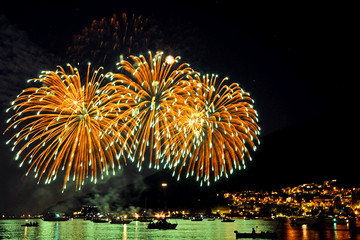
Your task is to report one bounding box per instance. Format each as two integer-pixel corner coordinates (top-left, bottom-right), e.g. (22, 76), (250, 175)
(1, 1), (355, 133)
(0, 0), (356, 214)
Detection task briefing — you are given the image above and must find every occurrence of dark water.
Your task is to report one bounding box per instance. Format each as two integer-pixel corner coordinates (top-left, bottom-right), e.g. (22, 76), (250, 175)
(1, 218), (360, 240)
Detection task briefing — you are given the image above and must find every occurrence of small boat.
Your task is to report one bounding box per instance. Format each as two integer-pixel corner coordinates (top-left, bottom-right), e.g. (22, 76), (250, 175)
(207, 217), (216, 221)
(110, 217), (132, 224)
(136, 216), (154, 222)
(221, 217), (235, 222)
(290, 216), (318, 226)
(234, 230), (277, 239)
(191, 216), (203, 221)
(324, 217), (349, 225)
(92, 218), (109, 223)
(43, 216), (69, 221)
(84, 216), (93, 221)
(43, 213), (69, 221)
(147, 218), (177, 230)
(21, 222), (39, 227)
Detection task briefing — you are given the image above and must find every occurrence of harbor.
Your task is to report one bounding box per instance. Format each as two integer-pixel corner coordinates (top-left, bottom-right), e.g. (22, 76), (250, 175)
(2, 217), (360, 239)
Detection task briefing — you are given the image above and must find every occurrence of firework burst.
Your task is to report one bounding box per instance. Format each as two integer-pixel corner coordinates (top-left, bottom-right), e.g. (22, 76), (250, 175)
(5, 48), (261, 190)
(105, 51), (197, 171)
(166, 73), (260, 186)
(4, 64), (125, 191)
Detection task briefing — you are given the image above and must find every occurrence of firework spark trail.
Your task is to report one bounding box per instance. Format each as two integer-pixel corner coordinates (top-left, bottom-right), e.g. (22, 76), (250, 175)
(166, 73), (260, 186)
(66, 13), (157, 71)
(105, 51), (197, 171)
(4, 64), (126, 191)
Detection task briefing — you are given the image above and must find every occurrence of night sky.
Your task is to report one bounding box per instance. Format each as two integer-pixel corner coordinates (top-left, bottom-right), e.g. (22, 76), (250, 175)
(0, 1), (356, 214)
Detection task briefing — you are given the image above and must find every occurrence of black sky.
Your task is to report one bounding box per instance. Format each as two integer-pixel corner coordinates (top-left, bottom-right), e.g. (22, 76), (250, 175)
(1, 1), (354, 133)
(0, 0), (356, 214)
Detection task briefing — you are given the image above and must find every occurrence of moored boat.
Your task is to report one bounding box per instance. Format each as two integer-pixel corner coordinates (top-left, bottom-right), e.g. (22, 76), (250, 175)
(290, 216), (318, 225)
(21, 222), (39, 227)
(234, 230), (277, 239)
(136, 216), (153, 222)
(92, 217), (109, 223)
(221, 217), (235, 222)
(191, 216), (203, 221)
(43, 213), (69, 221)
(147, 218), (177, 230)
(110, 217), (132, 224)
(84, 216), (93, 221)
(324, 217), (349, 225)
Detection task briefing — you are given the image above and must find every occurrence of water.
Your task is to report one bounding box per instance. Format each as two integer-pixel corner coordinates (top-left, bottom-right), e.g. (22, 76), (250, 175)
(1, 218), (360, 240)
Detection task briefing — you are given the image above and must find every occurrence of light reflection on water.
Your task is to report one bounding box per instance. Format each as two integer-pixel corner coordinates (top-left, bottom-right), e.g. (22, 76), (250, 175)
(1, 218), (360, 240)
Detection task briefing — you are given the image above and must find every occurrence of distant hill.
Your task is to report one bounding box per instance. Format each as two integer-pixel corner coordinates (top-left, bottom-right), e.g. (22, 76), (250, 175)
(220, 114), (355, 190)
(139, 114), (356, 209)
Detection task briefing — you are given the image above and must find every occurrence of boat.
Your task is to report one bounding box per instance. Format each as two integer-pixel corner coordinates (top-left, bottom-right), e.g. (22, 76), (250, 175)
(264, 216), (287, 223)
(234, 230), (277, 239)
(324, 217), (349, 225)
(221, 217), (235, 222)
(137, 217), (153, 222)
(110, 217), (132, 224)
(84, 215), (93, 221)
(21, 222), (39, 227)
(147, 218), (177, 230)
(207, 217), (216, 221)
(191, 216), (203, 221)
(92, 217), (109, 223)
(43, 213), (69, 221)
(290, 216), (318, 226)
